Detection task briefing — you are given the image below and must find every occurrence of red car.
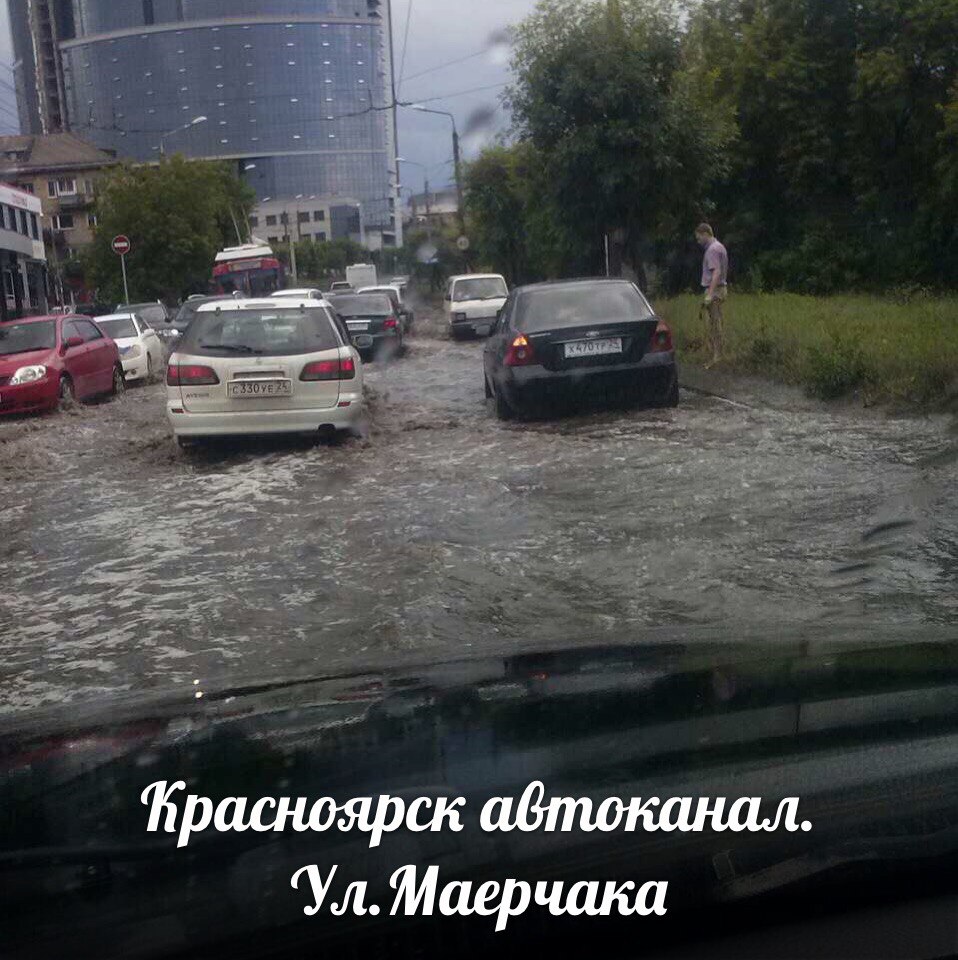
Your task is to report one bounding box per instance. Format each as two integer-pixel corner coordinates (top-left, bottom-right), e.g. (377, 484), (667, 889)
(0, 314), (124, 416)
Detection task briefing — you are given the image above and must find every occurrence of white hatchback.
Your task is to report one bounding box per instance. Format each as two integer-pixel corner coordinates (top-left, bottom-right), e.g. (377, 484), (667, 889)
(95, 312), (165, 382)
(166, 298), (364, 445)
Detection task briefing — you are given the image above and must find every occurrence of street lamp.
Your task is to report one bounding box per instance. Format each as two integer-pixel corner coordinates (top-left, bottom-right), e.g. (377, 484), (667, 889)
(158, 115), (207, 156)
(409, 105), (466, 237)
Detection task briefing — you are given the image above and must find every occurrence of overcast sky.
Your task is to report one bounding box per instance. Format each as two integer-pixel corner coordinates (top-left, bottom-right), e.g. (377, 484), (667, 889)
(0, 2), (16, 135)
(392, 0), (538, 195)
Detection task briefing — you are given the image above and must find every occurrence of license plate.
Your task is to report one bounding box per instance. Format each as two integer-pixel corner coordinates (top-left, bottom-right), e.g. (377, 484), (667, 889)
(346, 321), (369, 332)
(564, 337), (622, 358)
(228, 379), (292, 398)
(353, 334), (374, 348)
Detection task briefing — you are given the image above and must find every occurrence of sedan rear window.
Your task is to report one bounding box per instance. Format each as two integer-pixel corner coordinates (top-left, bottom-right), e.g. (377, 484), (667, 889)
(0, 320), (55, 355)
(516, 283), (654, 332)
(331, 294), (392, 317)
(96, 317), (138, 339)
(179, 308), (339, 357)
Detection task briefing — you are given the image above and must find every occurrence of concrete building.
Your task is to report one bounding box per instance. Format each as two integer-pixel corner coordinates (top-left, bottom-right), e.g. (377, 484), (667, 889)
(7, 0), (400, 245)
(408, 186), (459, 231)
(0, 180), (47, 319)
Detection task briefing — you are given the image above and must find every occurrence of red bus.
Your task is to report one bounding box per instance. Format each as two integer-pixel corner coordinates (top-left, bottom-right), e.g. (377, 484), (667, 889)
(212, 243), (285, 296)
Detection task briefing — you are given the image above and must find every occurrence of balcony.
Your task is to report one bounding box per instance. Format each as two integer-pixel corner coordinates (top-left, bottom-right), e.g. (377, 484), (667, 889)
(56, 193), (91, 210)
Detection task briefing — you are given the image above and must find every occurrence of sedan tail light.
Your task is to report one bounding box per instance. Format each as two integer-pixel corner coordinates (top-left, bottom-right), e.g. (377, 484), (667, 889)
(301, 357), (356, 381)
(649, 322), (674, 353)
(504, 334), (538, 367)
(167, 364), (219, 386)
(383, 316), (399, 330)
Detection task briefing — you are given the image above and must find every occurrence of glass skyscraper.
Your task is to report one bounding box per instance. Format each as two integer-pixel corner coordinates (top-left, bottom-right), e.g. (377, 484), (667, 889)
(10, 1), (397, 240)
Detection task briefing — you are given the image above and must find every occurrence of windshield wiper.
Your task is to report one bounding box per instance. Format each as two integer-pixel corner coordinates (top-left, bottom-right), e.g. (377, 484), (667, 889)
(199, 343), (261, 354)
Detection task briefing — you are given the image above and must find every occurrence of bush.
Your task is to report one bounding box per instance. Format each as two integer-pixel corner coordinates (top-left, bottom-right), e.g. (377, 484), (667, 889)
(803, 333), (869, 399)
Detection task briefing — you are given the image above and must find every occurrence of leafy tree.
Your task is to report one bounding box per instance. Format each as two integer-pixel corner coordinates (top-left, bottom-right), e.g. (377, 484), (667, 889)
(506, 0), (733, 284)
(86, 156), (255, 304)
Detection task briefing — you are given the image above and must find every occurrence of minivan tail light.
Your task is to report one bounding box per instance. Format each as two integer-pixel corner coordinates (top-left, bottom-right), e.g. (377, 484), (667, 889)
(649, 322), (673, 353)
(301, 357), (356, 381)
(167, 364), (219, 386)
(383, 316), (398, 330)
(504, 334), (538, 367)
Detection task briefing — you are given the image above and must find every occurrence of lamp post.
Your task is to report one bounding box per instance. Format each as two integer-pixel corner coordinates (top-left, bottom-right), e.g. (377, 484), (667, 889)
(410, 105), (465, 237)
(158, 115), (207, 156)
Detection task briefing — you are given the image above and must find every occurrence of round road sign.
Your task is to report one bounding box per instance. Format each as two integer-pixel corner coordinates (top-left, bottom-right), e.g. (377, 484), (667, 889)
(456, 235), (470, 252)
(112, 235), (131, 256)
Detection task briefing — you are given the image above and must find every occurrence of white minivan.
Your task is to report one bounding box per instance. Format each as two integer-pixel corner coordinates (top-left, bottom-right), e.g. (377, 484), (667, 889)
(444, 274), (509, 339)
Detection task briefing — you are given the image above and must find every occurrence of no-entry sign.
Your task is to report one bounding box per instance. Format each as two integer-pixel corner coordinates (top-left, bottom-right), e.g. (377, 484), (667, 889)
(112, 235), (131, 256)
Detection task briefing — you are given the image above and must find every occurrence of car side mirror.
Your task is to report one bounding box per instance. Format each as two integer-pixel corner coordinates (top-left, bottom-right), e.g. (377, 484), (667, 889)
(63, 335), (83, 351)
(443, 294), (451, 302)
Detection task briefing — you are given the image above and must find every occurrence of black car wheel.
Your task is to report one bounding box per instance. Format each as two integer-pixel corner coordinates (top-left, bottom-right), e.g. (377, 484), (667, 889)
(663, 375), (680, 408)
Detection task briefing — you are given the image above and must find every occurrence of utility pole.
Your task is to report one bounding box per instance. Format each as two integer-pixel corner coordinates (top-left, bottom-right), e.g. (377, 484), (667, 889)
(452, 127), (466, 238)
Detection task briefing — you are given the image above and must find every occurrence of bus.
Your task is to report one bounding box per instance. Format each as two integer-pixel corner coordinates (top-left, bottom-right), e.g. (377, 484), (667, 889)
(212, 242), (284, 296)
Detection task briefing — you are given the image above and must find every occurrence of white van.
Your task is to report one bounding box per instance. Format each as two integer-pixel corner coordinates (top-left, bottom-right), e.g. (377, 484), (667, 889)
(444, 274), (509, 339)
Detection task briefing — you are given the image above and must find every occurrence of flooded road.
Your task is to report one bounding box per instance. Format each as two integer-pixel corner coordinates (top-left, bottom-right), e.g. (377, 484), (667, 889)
(1, 311), (956, 713)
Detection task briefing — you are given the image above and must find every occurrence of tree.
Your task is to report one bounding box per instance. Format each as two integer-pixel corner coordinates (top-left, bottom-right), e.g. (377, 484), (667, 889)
(86, 156), (255, 304)
(506, 0), (733, 283)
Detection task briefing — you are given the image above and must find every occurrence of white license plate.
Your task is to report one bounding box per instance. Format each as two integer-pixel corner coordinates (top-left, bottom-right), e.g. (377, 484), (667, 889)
(564, 337), (622, 358)
(346, 322), (369, 332)
(228, 379), (292, 398)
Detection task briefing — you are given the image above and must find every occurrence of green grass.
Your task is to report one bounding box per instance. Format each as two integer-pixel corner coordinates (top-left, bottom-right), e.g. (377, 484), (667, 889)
(654, 292), (958, 407)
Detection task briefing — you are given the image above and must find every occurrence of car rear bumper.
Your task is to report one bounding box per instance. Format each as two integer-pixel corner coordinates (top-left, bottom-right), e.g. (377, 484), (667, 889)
(451, 315), (496, 337)
(167, 391), (364, 437)
(0, 377), (58, 415)
(351, 330), (400, 358)
(500, 351), (677, 407)
(119, 356), (147, 380)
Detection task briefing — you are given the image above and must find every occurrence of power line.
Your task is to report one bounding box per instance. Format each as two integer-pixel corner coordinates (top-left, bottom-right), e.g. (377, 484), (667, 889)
(409, 82), (507, 105)
(401, 48), (489, 85)
(397, 0), (414, 91)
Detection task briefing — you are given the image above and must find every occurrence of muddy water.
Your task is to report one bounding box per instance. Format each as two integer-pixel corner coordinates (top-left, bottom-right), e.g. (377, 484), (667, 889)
(1, 313), (956, 713)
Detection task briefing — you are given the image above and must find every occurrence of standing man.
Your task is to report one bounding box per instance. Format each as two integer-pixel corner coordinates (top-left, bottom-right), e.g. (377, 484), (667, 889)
(696, 223), (728, 368)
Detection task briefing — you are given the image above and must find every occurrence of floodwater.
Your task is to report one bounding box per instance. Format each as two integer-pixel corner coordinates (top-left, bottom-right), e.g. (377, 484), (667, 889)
(1, 307), (956, 713)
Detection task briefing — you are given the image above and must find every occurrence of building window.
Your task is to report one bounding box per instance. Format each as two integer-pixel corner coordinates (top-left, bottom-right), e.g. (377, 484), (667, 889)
(143, 0), (154, 25)
(297, 211), (309, 224)
(313, 210), (326, 221)
(87, 213), (98, 228)
(30, 213), (39, 240)
(248, 215), (258, 227)
(17, 210), (27, 234)
(85, 180), (94, 195)
(53, 214), (75, 231)
(47, 178), (77, 198)
(267, 236), (279, 244)
(317, 232), (327, 242)
(265, 215), (277, 226)
(17, 183), (34, 194)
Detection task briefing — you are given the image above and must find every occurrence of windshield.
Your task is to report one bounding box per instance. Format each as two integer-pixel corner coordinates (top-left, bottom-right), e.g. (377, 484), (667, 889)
(0, 320), (55, 355)
(95, 317), (138, 339)
(178, 308), (338, 356)
(517, 283), (654, 331)
(331, 294), (392, 317)
(118, 304), (165, 325)
(454, 278), (508, 301)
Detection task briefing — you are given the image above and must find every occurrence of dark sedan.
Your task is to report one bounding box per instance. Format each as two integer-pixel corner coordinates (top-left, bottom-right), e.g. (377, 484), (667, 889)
(483, 278), (678, 419)
(328, 292), (403, 361)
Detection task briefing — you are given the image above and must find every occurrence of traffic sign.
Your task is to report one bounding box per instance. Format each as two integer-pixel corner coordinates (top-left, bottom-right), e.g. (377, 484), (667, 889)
(112, 235), (131, 256)
(456, 235), (470, 252)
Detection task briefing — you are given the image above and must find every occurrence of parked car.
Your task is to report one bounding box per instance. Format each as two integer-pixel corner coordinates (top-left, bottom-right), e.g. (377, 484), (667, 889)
(271, 288), (324, 301)
(0, 314), (123, 415)
(166, 298), (364, 446)
(445, 273), (509, 339)
(482, 278), (678, 419)
(92, 312), (165, 383)
(327, 292), (404, 361)
(115, 301), (171, 329)
(357, 284), (414, 331)
(328, 281), (353, 293)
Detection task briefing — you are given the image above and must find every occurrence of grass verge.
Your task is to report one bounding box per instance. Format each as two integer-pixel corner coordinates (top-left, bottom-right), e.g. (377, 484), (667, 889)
(655, 292), (958, 407)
